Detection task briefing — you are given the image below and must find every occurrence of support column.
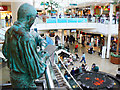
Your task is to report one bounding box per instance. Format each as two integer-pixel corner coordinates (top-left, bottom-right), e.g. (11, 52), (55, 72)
(106, 34), (111, 58)
(106, 3), (113, 58)
(11, 1), (33, 23)
(100, 7), (103, 15)
(80, 34), (82, 44)
(104, 37), (107, 46)
(62, 30), (64, 44)
(90, 5), (94, 16)
(110, 4), (113, 24)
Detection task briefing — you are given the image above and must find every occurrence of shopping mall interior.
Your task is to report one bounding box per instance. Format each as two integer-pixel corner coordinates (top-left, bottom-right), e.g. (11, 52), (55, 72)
(0, 0), (120, 90)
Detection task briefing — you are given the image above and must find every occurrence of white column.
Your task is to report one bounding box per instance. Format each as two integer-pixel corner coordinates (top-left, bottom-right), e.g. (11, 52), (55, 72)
(104, 37), (107, 46)
(11, 1), (33, 23)
(101, 7), (103, 15)
(80, 34), (82, 44)
(110, 4), (113, 24)
(90, 5), (94, 16)
(62, 30), (64, 44)
(106, 3), (113, 58)
(106, 34), (111, 58)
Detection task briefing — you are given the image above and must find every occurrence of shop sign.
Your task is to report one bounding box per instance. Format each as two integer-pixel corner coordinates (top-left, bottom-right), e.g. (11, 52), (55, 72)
(0, 6), (7, 11)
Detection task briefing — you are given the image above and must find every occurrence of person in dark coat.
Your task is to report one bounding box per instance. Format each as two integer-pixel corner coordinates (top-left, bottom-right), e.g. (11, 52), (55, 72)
(5, 15), (9, 27)
(70, 68), (75, 76)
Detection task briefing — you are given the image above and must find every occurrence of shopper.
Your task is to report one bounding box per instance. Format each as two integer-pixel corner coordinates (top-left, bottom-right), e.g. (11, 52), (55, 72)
(75, 67), (79, 75)
(75, 44), (78, 52)
(91, 63), (99, 72)
(70, 68), (75, 76)
(80, 52), (86, 64)
(10, 15), (12, 26)
(69, 57), (73, 65)
(79, 66), (83, 73)
(5, 15), (9, 27)
(64, 71), (69, 81)
(55, 35), (60, 46)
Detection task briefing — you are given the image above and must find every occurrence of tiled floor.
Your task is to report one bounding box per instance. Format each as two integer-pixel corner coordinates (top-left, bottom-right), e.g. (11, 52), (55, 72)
(66, 41), (119, 76)
(0, 51), (10, 84)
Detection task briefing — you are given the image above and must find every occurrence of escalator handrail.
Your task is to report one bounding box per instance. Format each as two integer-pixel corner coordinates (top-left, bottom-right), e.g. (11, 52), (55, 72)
(58, 57), (83, 90)
(55, 62), (72, 88)
(45, 64), (55, 89)
(48, 58), (60, 87)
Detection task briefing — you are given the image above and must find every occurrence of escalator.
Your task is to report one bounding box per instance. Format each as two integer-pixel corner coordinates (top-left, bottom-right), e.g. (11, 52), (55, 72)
(52, 65), (69, 89)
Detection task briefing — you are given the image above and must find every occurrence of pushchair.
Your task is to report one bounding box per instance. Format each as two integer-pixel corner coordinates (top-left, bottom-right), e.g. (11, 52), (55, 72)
(88, 47), (95, 54)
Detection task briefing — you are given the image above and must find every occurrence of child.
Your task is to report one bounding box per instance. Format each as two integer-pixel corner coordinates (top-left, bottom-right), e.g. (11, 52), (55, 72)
(75, 44), (78, 52)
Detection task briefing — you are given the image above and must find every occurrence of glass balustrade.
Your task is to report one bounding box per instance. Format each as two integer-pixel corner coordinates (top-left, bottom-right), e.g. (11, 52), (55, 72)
(33, 16), (119, 25)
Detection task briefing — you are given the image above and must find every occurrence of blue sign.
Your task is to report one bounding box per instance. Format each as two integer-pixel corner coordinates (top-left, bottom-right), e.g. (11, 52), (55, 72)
(46, 18), (88, 23)
(68, 18), (78, 23)
(57, 18), (67, 23)
(46, 18), (56, 23)
(51, 11), (56, 13)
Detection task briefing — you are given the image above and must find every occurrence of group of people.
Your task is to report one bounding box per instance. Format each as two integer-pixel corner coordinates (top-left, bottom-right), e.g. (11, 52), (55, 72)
(5, 15), (12, 27)
(64, 63), (99, 81)
(64, 35), (75, 45)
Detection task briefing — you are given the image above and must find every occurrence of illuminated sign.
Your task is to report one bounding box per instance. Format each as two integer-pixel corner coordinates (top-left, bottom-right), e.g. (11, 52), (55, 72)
(0, 6), (7, 11)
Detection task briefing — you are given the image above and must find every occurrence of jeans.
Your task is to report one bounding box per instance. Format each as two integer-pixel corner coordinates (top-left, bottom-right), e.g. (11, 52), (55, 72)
(80, 57), (86, 63)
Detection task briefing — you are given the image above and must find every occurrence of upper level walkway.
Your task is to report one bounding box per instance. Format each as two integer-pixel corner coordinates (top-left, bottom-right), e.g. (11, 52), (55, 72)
(32, 17), (118, 36)
(0, 17), (119, 36)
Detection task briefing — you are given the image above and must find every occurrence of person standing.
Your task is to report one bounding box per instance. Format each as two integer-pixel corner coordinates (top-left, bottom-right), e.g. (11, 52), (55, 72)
(80, 52), (86, 63)
(5, 15), (8, 27)
(91, 63), (99, 72)
(10, 15), (12, 26)
(70, 68), (75, 76)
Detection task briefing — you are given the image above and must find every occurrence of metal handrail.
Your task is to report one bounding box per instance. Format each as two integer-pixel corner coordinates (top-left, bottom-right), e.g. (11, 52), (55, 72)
(54, 49), (83, 89)
(58, 57), (83, 90)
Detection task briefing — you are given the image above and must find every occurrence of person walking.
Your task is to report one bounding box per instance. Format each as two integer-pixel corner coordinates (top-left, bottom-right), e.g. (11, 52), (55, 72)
(80, 52), (86, 63)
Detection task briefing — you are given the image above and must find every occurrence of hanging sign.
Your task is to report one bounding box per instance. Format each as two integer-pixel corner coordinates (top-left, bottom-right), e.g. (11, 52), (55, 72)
(0, 6), (7, 11)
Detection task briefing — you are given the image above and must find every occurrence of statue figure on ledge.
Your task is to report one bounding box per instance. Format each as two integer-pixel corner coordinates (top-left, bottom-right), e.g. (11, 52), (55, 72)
(2, 3), (48, 88)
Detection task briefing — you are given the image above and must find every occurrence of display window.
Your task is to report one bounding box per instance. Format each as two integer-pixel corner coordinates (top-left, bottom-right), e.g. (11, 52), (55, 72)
(0, 11), (12, 19)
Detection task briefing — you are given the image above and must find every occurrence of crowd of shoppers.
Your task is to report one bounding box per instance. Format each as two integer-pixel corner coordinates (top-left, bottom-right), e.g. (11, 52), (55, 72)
(5, 15), (12, 27)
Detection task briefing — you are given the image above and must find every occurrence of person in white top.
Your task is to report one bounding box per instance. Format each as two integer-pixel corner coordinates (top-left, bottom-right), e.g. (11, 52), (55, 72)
(80, 52), (86, 63)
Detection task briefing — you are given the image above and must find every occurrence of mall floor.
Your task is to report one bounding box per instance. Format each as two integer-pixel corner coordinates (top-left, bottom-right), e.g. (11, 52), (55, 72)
(66, 41), (119, 77)
(0, 41), (119, 84)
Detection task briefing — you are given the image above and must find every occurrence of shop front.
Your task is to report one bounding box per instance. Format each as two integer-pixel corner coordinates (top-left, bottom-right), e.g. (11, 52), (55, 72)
(0, 6), (12, 28)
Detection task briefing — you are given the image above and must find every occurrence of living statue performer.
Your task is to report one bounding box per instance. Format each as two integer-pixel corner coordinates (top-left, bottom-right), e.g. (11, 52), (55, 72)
(2, 3), (48, 88)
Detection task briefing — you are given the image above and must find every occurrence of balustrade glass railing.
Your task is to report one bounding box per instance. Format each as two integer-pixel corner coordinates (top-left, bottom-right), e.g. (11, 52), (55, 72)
(0, 16), (118, 29)
(34, 16), (119, 24)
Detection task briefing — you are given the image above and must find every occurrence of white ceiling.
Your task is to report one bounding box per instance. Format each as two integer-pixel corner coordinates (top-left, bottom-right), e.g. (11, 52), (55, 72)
(0, 0), (119, 9)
